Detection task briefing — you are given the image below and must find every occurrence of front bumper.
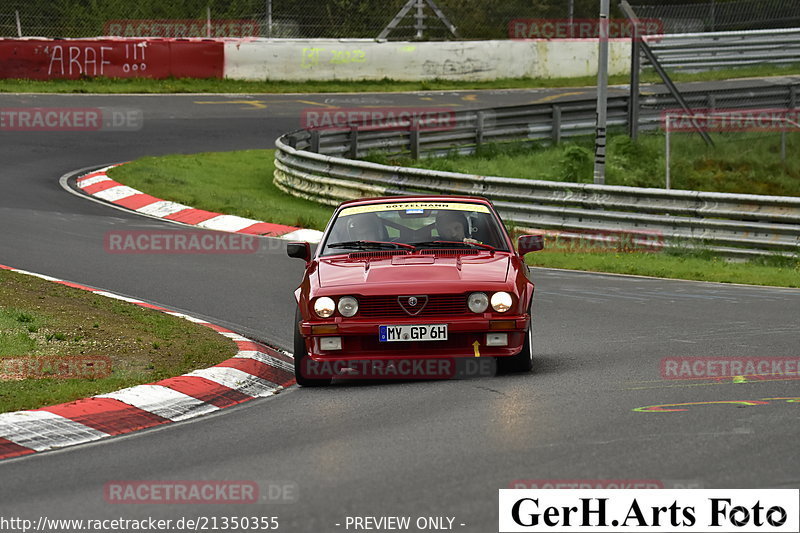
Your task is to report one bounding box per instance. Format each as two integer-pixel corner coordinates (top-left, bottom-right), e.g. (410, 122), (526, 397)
(300, 315), (529, 361)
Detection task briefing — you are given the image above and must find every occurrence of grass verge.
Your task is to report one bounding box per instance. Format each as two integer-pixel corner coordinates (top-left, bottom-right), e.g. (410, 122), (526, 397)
(369, 132), (800, 197)
(109, 149), (799, 288)
(525, 250), (800, 288)
(108, 149), (334, 230)
(0, 268), (237, 413)
(2, 63), (798, 93)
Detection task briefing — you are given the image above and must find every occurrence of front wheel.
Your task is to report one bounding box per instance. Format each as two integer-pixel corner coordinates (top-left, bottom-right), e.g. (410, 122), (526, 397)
(293, 308), (332, 387)
(497, 305), (533, 374)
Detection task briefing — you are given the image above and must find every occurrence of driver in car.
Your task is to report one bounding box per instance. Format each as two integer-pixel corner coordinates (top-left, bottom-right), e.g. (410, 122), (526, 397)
(346, 213), (382, 241)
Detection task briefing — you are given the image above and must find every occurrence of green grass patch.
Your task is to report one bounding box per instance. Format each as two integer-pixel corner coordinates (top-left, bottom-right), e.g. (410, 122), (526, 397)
(0, 269), (237, 413)
(108, 150), (334, 230)
(108, 149), (799, 288)
(2, 63), (798, 93)
(525, 249), (800, 288)
(373, 131), (800, 197)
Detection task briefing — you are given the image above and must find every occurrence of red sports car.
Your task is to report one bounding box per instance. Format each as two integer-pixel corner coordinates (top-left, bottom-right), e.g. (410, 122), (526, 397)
(287, 196), (543, 386)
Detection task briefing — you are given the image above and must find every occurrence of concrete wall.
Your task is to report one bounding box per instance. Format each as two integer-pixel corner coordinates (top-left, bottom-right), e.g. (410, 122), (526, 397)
(224, 39), (631, 81)
(0, 37), (631, 81)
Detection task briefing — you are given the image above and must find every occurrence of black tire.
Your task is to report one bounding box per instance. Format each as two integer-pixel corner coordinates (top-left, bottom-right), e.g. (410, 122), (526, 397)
(497, 304), (534, 374)
(293, 308), (332, 387)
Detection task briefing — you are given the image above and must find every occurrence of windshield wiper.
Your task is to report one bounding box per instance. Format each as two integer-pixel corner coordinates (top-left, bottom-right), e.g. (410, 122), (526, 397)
(411, 240), (496, 252)
(327, 240), (416, 251)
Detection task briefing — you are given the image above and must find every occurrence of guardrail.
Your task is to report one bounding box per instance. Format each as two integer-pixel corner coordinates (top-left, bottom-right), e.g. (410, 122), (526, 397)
(274, 80), (800, 258)
(645, 27), (800, 71)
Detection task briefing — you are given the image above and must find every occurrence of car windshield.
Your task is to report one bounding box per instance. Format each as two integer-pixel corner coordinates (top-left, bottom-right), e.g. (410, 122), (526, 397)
(321, 201), (509, 256)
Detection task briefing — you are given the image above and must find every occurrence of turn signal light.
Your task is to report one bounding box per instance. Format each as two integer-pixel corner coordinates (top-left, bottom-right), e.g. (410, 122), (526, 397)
(312, 324), (339, 335)
(489, 320), (515, 330)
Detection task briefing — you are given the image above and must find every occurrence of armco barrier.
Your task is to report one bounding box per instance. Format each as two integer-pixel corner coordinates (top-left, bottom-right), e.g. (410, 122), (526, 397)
(273, 81), (800, 258)
(0, 38), (223, 79)
(646, 27), (800, 71)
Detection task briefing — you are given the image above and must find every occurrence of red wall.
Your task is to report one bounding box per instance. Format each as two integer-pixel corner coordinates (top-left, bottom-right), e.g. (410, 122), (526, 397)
(0, 39), (224, 79)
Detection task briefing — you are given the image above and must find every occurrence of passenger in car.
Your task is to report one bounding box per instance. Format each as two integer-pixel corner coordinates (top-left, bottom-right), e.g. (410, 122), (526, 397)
(435, 211), (468, 241)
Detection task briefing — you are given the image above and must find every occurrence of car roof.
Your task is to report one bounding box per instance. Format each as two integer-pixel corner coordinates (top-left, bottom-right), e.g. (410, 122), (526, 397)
(337, 195), (493, 208)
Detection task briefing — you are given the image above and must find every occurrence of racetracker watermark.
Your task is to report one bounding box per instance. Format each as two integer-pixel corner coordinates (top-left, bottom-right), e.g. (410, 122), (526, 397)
(301, 107), (456, 132)
(509, 479), (704, 489)
(104, 231), (259, 254)
(0, 356), (111, 380)
(517, 229), (664, 254)
(661, 108), (800, 132)
(661, 357), (800, 380)
(104, 480), (298, 504)
(0, 107), (143, 132)
(104, 19), (261, 37)
(300, 357), (496, 380)
(508, 18), (663, 40)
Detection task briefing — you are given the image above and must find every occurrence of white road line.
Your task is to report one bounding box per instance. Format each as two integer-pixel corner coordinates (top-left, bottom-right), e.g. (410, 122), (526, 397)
(0, 411), (108, 452)
(197, 214), (261, 232)
(93, 291), (143, 304)
(97, 385), (219, 422)
(137, 201), (192, 218)
(77, 175), (112, 188)
(279, 228), (324, 243)
(93, 185), (142, 202)
(219, 331), (252, 342)
(235, 350), (294, 373)
(185, 367), (280, 397)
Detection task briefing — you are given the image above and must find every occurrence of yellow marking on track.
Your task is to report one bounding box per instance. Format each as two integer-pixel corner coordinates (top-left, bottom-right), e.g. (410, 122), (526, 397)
(194, 100), (267, 109)
(462, 94), (478, 101)
(530, 91), (588, 104)
(622, 375), (800, 391)
(295, 99), (338, 108)
(353, 103), (461, 108)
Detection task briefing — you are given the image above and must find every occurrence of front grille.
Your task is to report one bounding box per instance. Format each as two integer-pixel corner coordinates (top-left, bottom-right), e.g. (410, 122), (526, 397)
(359, 294), (468, 318)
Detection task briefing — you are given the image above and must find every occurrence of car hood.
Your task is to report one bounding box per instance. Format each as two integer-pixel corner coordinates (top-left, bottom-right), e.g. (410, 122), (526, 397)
(317, 254), (510, 287)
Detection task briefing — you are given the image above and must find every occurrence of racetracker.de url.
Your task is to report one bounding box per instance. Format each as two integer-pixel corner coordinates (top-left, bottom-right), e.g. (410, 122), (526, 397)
(0, 516), (279, 532)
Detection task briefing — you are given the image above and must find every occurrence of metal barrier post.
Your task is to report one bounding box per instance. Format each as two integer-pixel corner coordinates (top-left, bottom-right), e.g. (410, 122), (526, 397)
(665, 115), (671, 190)
(476, 111), (485, 148)
(349, 127), (359, 159)
(410, 119), (420, 159)
(628, 20), (641, 140)
(552, 106), (562, 144)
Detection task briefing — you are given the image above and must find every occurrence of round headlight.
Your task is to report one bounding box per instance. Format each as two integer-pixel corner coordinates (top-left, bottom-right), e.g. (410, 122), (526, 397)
(313, 297), (336, 318)
(491, 292), (513, 313)
(468, 292), (489, 313)
(338, 296), (359, 317)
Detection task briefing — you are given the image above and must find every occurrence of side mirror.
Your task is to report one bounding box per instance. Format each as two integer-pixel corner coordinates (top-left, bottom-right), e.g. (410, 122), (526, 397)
(287, 241), (311, 262)
(517, 234), (544, 255)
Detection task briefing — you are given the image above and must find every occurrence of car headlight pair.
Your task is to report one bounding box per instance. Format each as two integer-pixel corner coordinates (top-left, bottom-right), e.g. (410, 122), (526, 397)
(468, 292), (513, 313)
(313, 296), (358, 318)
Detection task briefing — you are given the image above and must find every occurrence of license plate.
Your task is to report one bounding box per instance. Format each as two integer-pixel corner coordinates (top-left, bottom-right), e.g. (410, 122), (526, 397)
(379, 324), (448, 342)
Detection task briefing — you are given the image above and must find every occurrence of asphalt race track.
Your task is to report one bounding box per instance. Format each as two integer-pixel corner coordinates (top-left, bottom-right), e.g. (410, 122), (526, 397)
(0, 87), (798, 532)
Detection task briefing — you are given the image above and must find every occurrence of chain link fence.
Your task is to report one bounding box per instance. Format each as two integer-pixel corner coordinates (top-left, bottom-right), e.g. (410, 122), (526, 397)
(630, 0), (800, 34)
(3, 0), (799, 40)
(4, 0), (793, 40)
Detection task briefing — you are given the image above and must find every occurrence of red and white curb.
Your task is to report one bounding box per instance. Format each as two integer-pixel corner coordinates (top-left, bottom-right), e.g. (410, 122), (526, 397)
(74, 164), (323, 243)
(0, 264), (295, 461)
